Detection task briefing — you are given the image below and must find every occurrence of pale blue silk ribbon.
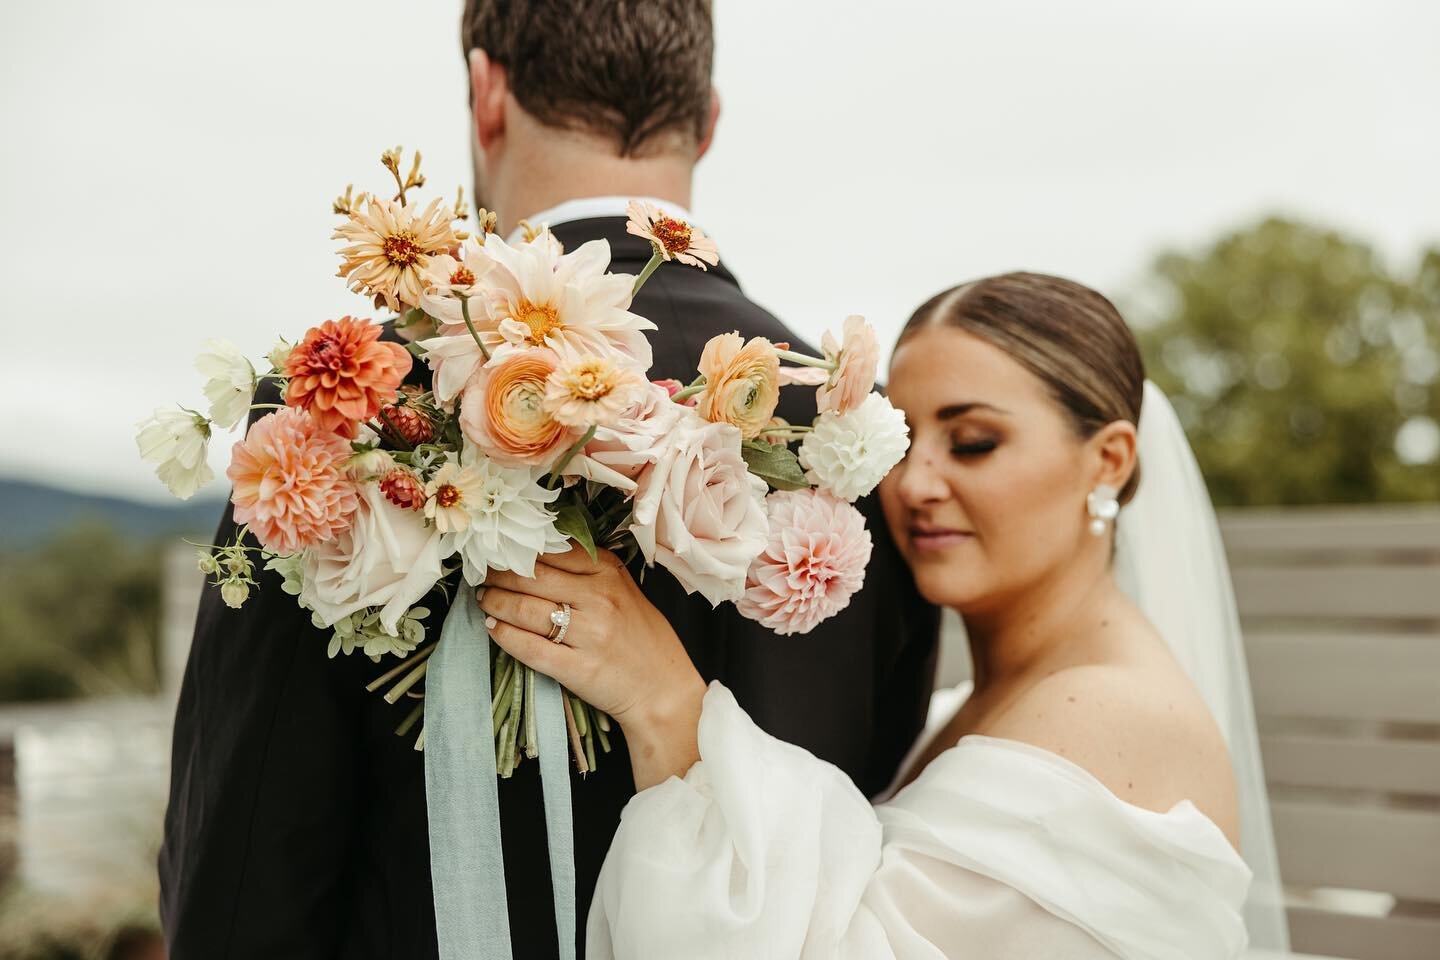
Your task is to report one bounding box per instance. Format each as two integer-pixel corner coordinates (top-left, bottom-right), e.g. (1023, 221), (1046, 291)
(424, 593), (577, 960)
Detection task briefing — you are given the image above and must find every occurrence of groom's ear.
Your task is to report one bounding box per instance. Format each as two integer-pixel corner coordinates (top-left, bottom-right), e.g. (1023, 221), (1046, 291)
(469, 48), (509, 150)
(1090, 420), (1139, 496)
(696, 88), (721, 159)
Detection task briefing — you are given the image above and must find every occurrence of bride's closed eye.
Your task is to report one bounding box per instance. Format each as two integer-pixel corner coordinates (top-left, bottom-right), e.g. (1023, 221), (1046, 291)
(951, 434), (999, 458)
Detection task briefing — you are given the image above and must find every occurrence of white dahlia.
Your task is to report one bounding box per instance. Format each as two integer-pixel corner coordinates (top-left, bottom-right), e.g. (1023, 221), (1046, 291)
(798, 393), (910, 502)
(441, 453), (570, 585)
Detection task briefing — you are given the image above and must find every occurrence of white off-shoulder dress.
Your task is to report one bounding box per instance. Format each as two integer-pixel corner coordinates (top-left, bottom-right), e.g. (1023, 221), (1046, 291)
(587, 683), (1252, 960)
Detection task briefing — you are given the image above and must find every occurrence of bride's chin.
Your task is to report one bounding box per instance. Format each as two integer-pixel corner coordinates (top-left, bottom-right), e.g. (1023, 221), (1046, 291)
(909, 559), (986, 611)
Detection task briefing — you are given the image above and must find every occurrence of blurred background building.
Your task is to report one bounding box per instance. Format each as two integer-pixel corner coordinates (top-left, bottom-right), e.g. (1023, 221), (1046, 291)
(0, 1), (1436, 957)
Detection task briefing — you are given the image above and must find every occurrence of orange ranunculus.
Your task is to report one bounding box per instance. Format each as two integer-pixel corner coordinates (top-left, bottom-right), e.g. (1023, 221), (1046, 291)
(459, 348), (579, 468)
(696, 332), (780, 440)
(284, 316), (412, 438)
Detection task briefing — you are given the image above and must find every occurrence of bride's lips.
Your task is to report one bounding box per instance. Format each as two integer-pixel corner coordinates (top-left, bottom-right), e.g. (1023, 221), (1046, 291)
(908, 525), (973, 552)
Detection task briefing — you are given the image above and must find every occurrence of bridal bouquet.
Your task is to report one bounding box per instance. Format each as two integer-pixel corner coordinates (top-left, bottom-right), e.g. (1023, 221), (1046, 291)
(137, 147), (910, 775)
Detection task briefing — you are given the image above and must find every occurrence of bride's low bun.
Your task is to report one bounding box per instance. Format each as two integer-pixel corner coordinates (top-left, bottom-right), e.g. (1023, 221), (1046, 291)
(899, 272), (1146, 505)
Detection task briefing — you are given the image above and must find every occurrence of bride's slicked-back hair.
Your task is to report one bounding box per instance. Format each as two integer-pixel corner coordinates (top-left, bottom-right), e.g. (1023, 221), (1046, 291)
(899, 272), (1147, 504)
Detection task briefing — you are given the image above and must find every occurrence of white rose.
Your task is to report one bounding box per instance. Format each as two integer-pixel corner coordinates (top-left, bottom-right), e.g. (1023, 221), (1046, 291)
(630, 414), (769, 606)
(195, 339), (256, 430)
(798, 392), (911, 502)
(561, 382), (684, 494)
(135, 408), (214, 500)
(301, 483), (444, 635)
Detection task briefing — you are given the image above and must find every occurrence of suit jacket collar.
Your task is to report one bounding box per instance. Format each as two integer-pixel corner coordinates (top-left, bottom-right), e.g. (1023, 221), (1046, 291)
(548, 216), (742, 290)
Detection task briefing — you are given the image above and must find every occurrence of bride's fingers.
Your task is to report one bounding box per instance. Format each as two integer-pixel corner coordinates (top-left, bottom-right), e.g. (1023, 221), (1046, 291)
(537, 543), (615, 575)
(477, 585), (565, 640)
(485, 615), (572, 678)
(485, 564), (589, 605)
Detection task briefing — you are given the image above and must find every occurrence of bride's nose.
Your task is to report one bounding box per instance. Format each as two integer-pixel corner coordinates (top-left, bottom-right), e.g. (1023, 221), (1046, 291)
(893, 449), (950, 507)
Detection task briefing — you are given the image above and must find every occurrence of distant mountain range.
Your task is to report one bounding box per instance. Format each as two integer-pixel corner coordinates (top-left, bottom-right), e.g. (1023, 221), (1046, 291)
(0, 478), (228, 549)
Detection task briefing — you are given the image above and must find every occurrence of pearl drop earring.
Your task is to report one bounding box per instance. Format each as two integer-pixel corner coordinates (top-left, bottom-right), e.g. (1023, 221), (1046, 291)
(1086, 484), (1120, 536)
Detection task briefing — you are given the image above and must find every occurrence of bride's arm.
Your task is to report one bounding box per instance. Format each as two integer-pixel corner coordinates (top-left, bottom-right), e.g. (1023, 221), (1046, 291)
(477, 544), (707, 791)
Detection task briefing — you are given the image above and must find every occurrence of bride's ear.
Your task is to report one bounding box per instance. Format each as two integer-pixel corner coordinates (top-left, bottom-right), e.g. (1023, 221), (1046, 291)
(1088, 420), (1139, 497)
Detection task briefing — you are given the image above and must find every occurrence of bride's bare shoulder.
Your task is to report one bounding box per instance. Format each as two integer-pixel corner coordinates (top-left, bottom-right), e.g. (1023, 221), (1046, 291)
(979, 658), (1240, 845)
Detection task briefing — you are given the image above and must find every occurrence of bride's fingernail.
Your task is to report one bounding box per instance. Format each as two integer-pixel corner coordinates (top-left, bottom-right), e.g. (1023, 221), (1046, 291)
(484, 615), (498, 630)
(475, 586), (486, 603)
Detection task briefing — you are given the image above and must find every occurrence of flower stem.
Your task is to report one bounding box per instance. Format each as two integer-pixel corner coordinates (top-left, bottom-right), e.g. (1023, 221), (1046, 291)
(547, 425), (598, 487)
(365, 642), (436, 693)
(775, 348), (835, 370)
(563, 691), (589, 775)
(632, 249), (665, 296)
(383, 659), (429, 704)
(670, 379), (708, 403)
(248, 403), (286, 411)
(460, 296), (491, 362)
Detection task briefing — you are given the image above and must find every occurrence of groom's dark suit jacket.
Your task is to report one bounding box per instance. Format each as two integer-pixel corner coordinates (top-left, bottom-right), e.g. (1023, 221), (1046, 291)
(159, 216), (940, 959)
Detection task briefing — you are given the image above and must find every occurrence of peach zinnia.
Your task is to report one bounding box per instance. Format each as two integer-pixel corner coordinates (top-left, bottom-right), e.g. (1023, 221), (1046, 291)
(543, 351), (647, 428)
(285, 317), (412, 438)
(459, 347), (580, 468)
(228, 407), (360, 555)
(625, 200), (719, 269)
(333, 196), (457, 312)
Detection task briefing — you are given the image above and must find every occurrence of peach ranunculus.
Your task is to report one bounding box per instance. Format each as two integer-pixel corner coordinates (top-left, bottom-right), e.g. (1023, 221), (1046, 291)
(228, 407), (360, 555)
(284, 317), (412, 438)
(459, 347), (580, 468)
(560, 381), (685, 494)
(695, 332), (781, 440)
(630, 414), (769, 606)
(816, 315), (880, 414)
(736, 489), (873, 636)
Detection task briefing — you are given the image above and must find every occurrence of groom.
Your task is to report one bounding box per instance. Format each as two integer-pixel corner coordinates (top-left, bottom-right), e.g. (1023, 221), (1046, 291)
(158, 2), (939, 957)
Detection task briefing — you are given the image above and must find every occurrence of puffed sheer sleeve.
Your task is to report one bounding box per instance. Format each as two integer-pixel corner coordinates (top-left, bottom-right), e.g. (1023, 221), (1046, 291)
(587, 683), (1251, 960)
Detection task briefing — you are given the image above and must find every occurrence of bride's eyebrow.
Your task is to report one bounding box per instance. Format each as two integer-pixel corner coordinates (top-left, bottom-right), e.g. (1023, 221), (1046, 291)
(937, 402), (1010, 420)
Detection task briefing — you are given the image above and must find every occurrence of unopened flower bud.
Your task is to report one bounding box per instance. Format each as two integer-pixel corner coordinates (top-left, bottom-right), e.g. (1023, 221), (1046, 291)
(221, 579), (251, 609)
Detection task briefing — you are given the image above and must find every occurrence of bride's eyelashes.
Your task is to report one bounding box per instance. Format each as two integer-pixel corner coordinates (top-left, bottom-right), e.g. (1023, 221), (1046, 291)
(950, 436), (999, 458)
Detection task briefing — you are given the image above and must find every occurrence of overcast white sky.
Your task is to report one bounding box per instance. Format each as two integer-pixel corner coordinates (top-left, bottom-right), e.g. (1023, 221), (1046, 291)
(3, 0), (1438, 503)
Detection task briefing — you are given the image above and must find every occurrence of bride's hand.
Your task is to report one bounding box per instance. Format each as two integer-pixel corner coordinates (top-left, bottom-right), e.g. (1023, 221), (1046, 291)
(477, 545), (705, 789)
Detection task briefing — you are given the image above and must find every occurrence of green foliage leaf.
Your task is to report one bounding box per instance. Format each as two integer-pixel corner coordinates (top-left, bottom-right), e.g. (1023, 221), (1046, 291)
(554, 502), (599, 562)
(741, 439), (810, 491)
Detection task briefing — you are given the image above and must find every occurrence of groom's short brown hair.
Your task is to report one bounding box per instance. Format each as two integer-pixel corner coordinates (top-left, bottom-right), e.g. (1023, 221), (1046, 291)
(461, 0), (714, 157)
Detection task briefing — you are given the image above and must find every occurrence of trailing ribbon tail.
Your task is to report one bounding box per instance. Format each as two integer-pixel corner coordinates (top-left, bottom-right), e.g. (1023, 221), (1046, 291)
(424, 593), (577, 960)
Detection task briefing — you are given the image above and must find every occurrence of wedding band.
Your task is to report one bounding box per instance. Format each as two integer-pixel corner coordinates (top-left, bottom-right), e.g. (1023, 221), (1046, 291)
(547, 602), (572, 644)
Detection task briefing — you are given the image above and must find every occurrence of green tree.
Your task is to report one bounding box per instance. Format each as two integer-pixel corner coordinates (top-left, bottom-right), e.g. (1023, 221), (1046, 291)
(1133, 218), (1440, 507)
(0, 523), (162, 701)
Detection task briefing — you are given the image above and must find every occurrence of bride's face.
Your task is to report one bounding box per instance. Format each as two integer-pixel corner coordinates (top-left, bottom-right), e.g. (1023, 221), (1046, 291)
(879, 326), (1111, 613)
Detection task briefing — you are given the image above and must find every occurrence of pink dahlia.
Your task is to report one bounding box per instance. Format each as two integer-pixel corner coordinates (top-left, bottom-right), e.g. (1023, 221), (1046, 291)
(737, 489), (873, 636)
(228, 407), (360, 555)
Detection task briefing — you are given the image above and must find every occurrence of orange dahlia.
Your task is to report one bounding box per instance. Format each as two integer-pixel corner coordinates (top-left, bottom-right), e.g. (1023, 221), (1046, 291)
(284, 317), (412, 438)
(228, 407), (360, 555)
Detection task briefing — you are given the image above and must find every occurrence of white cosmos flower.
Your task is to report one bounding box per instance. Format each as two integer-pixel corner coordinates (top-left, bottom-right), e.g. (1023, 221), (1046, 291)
(195, 339), (256, 429)
(798, 392), (911, 502)
(135, 408), (214, 500)
(442, 454), (570, 585)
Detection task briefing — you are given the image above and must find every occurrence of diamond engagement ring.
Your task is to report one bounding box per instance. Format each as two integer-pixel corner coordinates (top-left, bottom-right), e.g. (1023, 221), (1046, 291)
(547, 602), (572, 644)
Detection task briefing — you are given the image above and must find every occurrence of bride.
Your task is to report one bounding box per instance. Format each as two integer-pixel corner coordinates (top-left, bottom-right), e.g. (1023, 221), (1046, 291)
(477, 272), (1289, 958)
